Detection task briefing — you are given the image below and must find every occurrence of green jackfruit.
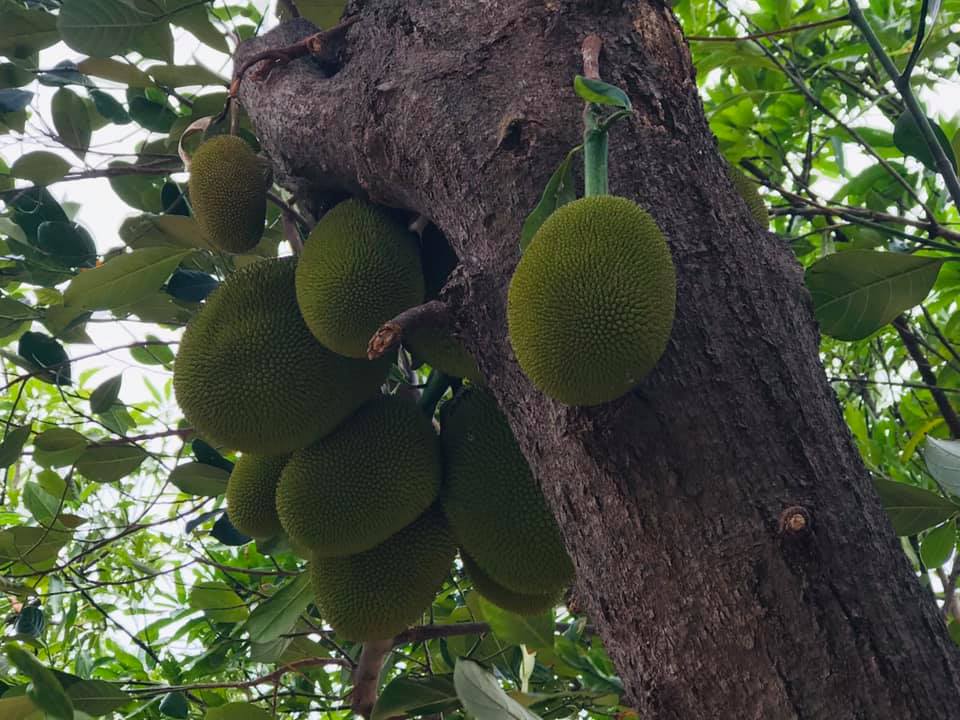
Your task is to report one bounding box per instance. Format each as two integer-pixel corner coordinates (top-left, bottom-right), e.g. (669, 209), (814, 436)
(507, 195), (676, 406)
(226, 454), (288, 539)
(173, 258), (389, 454)
(309, 506), (455, 640)
(276, 394), (442, 557)
(405, 325), (482, 383)
(461, 552), (559, 616)
(440, 388), (573, 595)
(296, 199), (424, 358)
(189, 134), (267, 253)
(729, 166), (768, 227)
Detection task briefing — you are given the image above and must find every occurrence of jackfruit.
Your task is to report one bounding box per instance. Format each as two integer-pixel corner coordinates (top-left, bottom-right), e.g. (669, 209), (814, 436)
(226, 454), (288, 539)
(461, 552), (559, 616)
(276, 394), (442, 556)
(189, 134), (268, 253)
(296, 199), (424, 358)
(439, 388), (573, 595)
(173, 257), (389, 454)
(507, 195), (676, 406)
(309, 506), (455, 640)
(729, 166), (768, 226)
(405, 325), (482, 383)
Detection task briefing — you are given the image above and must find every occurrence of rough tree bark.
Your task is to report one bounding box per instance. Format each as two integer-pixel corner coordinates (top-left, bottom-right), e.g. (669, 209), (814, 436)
(236, 1), (960, 717)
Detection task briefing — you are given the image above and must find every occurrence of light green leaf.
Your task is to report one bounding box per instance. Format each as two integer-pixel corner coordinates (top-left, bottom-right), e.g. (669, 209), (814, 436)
(11, 152), (72, 186)
(874, 478), (959, 535)
(243, 573), (312, 644)
(920, 522), (955, 568)
(76, 445), (147, 483)
(76, 58), (153, 87)
(34, 428), (88, 468)
(58, 0), (150, 57)
(573, 75), (632, 110)
(520, 146), (581, 252)
(475, 595), (554, 650)
(204, 703), (272, 720)
(169, 462), (229, 496)
(805, 250), (944, 340)
(925, 437), (960, 496)
(372, 676), (460, 720)
(148, 64), (227, 88)
(89, 375), (122, 414)
(453, 659), (542, 720)
(51, 89), (92, 160)
(120, 214), (210, 250)
(189, 581), (249, 623)
(63, 247), (191, 311)
(129, 336), (175, 366)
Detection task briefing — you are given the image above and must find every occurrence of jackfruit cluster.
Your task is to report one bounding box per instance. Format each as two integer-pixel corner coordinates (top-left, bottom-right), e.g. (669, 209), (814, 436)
(440, 387), (574, 602)
(173, 257), (389, 454)
(189, 134), (268, 253)
(507, 195), (676, 406)
(276, 394), (442, 557)
(729, 166), (769, 227)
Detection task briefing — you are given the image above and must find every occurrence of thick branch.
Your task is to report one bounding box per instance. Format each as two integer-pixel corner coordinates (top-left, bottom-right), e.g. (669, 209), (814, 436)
(367, 300), (452, 360)
(351, 639), (393, 719)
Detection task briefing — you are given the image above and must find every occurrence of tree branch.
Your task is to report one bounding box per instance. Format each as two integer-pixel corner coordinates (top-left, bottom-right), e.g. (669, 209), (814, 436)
(367, 300), (452, 360)
(351, 639), (393, 719)
(687, 15), (850, 42)
(893, 316), (960, 438)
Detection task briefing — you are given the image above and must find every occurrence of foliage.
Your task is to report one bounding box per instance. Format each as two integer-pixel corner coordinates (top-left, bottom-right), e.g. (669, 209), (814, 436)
(0, 0), (957, 717)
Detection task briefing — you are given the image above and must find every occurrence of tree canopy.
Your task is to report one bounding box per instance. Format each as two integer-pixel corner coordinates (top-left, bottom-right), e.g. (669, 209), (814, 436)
(0, 0), (958, 717)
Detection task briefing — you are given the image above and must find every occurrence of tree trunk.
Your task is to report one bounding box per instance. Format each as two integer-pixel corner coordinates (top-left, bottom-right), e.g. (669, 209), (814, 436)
(236, 1), (960, 716)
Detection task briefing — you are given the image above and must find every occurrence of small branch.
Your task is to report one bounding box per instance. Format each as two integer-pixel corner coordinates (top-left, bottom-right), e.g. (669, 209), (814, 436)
(581, 34), (602, 81)
(367, 300), (452, 360)
(393, 622), (490, 645)
(687, 15), (849, 42)
(267, 190), (311, 232)
(231, 16), (360, 94)
(893, 316), (960, 438)
(829, 376), (960, 393)
(351, 639), (393, 719)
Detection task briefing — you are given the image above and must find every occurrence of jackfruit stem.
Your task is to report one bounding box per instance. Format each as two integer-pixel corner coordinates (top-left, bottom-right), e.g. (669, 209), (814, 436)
(366, 299), (452, 360)
(581, 35), (610, 198)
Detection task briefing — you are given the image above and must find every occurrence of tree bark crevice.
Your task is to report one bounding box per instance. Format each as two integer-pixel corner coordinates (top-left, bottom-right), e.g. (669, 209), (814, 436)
(237, 2), (960, 717)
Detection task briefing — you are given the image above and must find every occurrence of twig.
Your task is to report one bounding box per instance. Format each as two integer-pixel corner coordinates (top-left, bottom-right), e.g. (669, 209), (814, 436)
(367, 300), (452, 360)
(893, 316), (960, 437)
(828, 376), (960, 393)
(231, 16), (361, 94)
(687, 15), (850, 42)
(351, 639), (393, 719)
(922, 306), (960, 367)
(582, 34), (602, 81)
(74, 580), (162, 664)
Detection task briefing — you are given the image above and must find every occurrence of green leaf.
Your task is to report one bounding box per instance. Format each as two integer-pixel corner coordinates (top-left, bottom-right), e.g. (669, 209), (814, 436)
(573, 76), (632, 110)
(519, 146), (581, 252)
(0, 695), (38, 720)
(893, 111), (957, 174)
(474, 596), (554, 649)
(128, 93), (177, 132)
(129, 336), (175, 366)
(58, 0), (150, 57)
(36, 222), (98, 268)
(5, 644), (73, 720)
(76, 445), (148, 483)
(63, 247), (191, 311)
(51, 89), (92, 160)
(148, 64), (227, 88)
(372, 675), (460, 720)
(76, 58), (152, 87)
(920, 521), (955, 568)
(65, 679), (129, 716)
(23, 481), (64, 527)
(88, 90), (132, 125)
(243, 573), (312, 644)
(33, 428), (88, 468)
(204, 702), (272, 720)
(804, 250), (944, 340)
(925, 437), (960, 496)
(874, 478), (959, 535)
(11, 152), (72, 186)
(120, 214), (210, 250)
(18, 331), (72, 386)
(0, 63), (33, 90)
(453, 659), (542, 720)
(169, 462), (229, 496)
(0, 1), (59, 55)
(286, 0), (349, 28)
(133, 22), (174, 64)
(0, 297), (38, 320)
(109, 165), (166, 213)
(158, 692), (189, 718)
(89, 375), (122, 414)
(0, 425), (32, 468)
(0, 526), (70, 565)
(189, 581), (249, 623)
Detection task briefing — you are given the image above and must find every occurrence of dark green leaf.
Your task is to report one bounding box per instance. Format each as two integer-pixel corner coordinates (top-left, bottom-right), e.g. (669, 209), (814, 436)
(210, 513), (250, 546)
(34, 428), (88, 469)
(0, 63), (34, 90)
(63, 247), (191, 311)
(89, 375), (122, 414)
(920, 521), (955, 568)
(120, 214), (209, 250)
(109, 163), (166, 213)
(893, 111), (957, 173)
(475, 595), (554, 649)
(0, 89), (32, 112)
(0, 526), (70, 565)
(573, 75), (632, 110)
(373, 675), (460, 720)
(243, 573), (312, 643)
(520, 146), (581, 252)
(51, 88), (91, 160)
(88, 89), (132, 125)
(0, 297), (38, 320)
(129, 336), (175, 365)
(57, 0), (149, 57)
(11, 152), (72, 186)
(874, 478), (959, 535)
(0, 425), (32, 468)
(65, 678), (129, 716)
(805, 250), (943, 340)
(14, 606), (45, 638)
(36, 221), (98, 268)
(166, 268), (217, 302)
(23, 482), (64, 527)
(128, 92), (177, 132)
(18, 331), (71, 385)
(204, 702), (272, 720)
(191, 438), (234, 472)
(37, 61), (92, 88)
(169, 462), (229, 496)
(158, 691), (189, 718)
(76, 445), (148, 483)
(5, 644), (74, 720)
(0, 1), (58, 55)
(11, 187), (68, 242)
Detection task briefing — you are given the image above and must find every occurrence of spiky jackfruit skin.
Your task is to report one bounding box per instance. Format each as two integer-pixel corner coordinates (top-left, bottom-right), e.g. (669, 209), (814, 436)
(189, 135), (267, 253)
(406, 326), (482, 383)
(729, 166), (768, 227)
(507, 196), (676, 406)
(173, 258), (390, 454)
(440, 388), (573, 595)
(309, 506), (455, 640)
(296, 200), (425, 358)
(276, 394), (442, 557)
(226, 454), (288, 539)
(461, 552), (559, 616)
